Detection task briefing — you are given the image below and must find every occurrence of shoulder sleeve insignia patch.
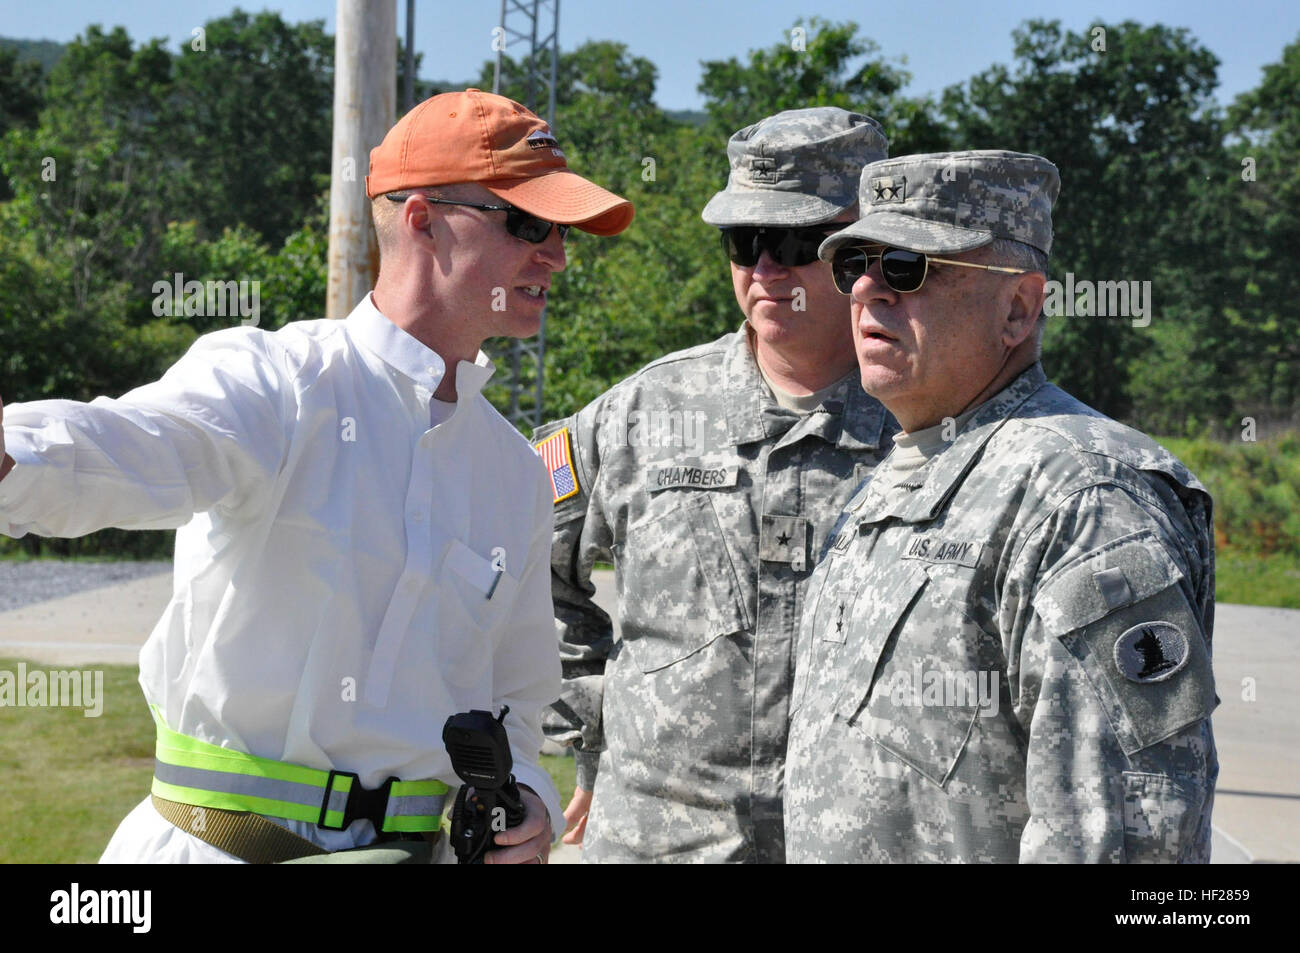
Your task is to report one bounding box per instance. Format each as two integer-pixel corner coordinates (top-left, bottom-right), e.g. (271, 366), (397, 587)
(1114, 621), (1190, 684)
(534, 426), (581, 504)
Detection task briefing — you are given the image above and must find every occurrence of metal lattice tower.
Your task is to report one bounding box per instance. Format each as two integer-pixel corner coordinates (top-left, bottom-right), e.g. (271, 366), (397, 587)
(493, 0), (560, 432)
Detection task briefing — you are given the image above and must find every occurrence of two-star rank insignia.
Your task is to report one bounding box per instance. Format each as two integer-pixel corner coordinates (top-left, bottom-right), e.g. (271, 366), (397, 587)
(869, 175), (906, 204)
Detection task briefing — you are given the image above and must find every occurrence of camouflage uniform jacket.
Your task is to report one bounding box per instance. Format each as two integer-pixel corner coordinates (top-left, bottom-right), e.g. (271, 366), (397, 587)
(786, 362), (1219, 863)
(535, 327), (895, 862)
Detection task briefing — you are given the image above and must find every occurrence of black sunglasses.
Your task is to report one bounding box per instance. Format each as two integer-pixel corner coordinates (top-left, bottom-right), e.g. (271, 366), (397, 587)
(831, 245), (1029, 295)
(386, 193), (569, 244)
(721, 225), (839, 268)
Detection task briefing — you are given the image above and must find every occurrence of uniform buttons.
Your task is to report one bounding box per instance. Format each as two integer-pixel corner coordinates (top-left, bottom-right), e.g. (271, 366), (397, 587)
(411, 511), (425, 522)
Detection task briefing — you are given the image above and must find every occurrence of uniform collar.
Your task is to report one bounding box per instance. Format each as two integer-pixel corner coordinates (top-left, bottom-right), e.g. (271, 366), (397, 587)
(723, 324), (892, 450)
(347, 293), (495, 400)
(724, 325), (776, 445)
(831, 375), (894, 452)
(853, 362), (1049, 525)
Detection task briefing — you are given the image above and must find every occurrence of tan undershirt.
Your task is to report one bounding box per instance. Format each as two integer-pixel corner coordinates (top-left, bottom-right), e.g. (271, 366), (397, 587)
(880, 404), (983, 491)
(755, 355), (842, 414)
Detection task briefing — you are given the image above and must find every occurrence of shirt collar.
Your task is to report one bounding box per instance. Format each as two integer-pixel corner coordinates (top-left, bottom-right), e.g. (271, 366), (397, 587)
(853, 362), (1048, 525)
(724, 324), (892, 451)
(346, 293), (495, 400)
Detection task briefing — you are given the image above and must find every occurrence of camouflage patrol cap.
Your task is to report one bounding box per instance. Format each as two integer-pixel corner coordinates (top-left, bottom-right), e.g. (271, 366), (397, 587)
(818, 150), (1060, 260)
(701, 107), (888, 227)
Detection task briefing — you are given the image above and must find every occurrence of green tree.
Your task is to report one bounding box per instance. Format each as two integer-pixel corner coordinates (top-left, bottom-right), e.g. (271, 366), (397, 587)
(697, 18), (951, 156)
(168, 9), (333, 246)
(0, 26), (186, 404)
(1224, 34), (1300, 426)
(0, 43), (42, 137)
(5, 25), (180, 297)
(0, 44), (43, 200)
(942, 19), (1226, 420)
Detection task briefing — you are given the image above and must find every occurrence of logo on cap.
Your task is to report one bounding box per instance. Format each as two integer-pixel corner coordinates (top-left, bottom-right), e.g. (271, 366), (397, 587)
(745, 145), (781, 185)
(870, 176), (906, 204)
(527, 128), (564, 157)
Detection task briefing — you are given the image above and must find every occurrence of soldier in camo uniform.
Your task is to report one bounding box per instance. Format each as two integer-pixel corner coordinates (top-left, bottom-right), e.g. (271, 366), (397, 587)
(532, 107), (896, 862)
(785, 151), (1218, 862)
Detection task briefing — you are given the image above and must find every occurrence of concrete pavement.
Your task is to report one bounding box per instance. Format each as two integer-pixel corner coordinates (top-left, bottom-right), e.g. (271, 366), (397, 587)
(1, 567), (1294, 862)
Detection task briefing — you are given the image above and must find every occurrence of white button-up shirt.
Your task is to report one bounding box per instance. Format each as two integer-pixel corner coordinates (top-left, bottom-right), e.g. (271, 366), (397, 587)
(0, 294), (562, 857)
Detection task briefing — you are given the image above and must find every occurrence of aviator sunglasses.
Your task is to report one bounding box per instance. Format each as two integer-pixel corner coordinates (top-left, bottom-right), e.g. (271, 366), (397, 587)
(831, 245), (1030, 294)
(721, 225), (840, 268)
(386, 192), (569, 243)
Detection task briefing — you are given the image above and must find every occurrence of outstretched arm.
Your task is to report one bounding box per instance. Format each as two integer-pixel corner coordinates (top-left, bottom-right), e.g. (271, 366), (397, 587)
(0, 329), (293, 539)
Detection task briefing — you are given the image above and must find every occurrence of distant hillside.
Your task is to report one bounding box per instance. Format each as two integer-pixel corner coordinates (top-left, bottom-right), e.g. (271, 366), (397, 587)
(665, 108), (708, 126)
(0, 37), (66, 73)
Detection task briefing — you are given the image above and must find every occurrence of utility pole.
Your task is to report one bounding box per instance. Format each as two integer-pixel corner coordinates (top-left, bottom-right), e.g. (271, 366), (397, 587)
(327, 0), (396, 318)
(493, 0), (560, 432)
(403, 0), (415, 112)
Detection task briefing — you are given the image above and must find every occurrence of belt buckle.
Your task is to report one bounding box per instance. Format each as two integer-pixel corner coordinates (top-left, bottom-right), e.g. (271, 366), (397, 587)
(319, 771), (399, 832)
(318, 769), (360, 831)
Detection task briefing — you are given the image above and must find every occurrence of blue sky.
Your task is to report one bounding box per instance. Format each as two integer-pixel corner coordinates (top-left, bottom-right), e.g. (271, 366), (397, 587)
(2, 0), (1296, 110)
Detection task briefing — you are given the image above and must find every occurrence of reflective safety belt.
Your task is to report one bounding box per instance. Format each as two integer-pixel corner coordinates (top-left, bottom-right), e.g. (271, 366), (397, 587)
(149, 706), (448, 834)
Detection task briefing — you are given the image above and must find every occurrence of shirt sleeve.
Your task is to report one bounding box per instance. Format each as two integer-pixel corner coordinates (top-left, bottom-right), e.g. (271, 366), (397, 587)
(0, 328), (294, 539)
(492, 450), (565, 837)
(532, 400), (614, 791)
(1008, 483), (1219, 863)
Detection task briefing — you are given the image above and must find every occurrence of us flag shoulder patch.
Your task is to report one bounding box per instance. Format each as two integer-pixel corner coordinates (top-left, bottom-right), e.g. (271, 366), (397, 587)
(535, 427), (581, 504)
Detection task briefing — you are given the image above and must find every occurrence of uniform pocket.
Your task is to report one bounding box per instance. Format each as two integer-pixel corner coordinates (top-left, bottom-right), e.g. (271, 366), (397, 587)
(615, 493), (750, 673)
(837, 564), (995, 788)
(1121, 770), (1212, 863)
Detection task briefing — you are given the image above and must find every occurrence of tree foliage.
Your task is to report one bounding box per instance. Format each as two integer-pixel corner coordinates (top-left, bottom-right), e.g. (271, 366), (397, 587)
(942, 20), (1227, 421)
(1223, 36), (1300, 426)
(698, 17), (950, 155)
(0, 16), (1297, 556)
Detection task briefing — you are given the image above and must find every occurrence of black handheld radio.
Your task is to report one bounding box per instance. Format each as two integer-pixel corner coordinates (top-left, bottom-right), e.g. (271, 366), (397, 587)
(442, 706), (526, 864)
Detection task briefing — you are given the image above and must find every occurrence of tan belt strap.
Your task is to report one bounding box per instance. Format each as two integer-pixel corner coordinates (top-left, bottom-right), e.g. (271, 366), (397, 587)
(152, 794), (327, 864)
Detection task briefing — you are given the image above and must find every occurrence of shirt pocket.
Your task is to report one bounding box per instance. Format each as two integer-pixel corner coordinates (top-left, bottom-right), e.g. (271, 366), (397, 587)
(613, 492), (751, 674)
(835, 563), (994, 788)
(442, 537), (519, 632)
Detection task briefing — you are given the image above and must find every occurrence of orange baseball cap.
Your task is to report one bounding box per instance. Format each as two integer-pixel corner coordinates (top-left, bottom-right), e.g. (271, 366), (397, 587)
(366, 88), (634, 236)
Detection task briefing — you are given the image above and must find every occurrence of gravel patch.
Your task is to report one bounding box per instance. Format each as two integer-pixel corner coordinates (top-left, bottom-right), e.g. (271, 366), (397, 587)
(0, 560), (171, 613)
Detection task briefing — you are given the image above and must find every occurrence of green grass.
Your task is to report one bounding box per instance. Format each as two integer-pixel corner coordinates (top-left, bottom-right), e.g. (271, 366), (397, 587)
(1159, 433), (1300, 610)
(1214, 552), (1300, 609)
(0, 658), (577, 863)
(543, 750), (577, 810)
(0, 659), (153, 863)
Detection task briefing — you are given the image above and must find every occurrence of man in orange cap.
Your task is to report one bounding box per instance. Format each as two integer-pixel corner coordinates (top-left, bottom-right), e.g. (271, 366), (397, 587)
(1, 89), (632, 863)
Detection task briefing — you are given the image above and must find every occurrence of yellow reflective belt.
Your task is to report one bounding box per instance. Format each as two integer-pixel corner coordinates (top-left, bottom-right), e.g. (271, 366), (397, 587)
(149, 705), (448, 833)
